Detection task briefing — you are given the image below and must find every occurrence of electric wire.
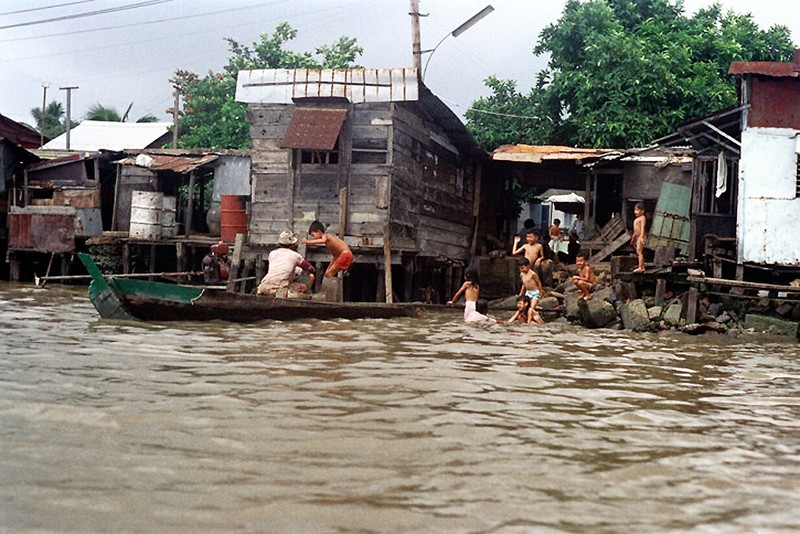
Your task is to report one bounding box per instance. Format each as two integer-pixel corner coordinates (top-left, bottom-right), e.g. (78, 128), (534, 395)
(0, 0), (97, 17)
(0, 0), (174, 30)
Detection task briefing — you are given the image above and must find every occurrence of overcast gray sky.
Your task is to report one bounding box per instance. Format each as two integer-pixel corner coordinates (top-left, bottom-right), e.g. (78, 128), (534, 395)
(1, 0), (798, 128)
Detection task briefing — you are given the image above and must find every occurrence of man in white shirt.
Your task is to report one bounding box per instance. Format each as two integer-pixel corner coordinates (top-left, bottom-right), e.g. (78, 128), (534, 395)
(257, 231), (316, 297)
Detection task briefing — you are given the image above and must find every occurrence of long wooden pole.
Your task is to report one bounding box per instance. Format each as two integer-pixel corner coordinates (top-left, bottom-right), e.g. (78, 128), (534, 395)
(410, 0), (422, 72)
(34, 270), (202, 287)
(383, 223), (393, 303)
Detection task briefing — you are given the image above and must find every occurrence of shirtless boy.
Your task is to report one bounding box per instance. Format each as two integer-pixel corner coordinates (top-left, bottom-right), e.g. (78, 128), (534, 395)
(512, 228), (544, 268)
(630, 203), (647, 273)
(572, 252), (597, 301)
(301, 220), (353, 277)
(447, 268), (480, 321)
(517, 258), (544, 324)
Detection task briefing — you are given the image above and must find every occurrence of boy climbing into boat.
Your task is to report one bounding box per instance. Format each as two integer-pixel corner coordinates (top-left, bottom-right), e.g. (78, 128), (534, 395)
(447, 268), (480, 321)
(517, 258), (545, 324)
(301, 220), (354, 277)
(572, 252), (598, 301)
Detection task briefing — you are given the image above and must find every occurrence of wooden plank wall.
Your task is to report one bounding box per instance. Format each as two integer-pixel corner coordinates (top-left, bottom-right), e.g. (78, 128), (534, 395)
(248, 104), (293, 245)
(391, 103), (475, 260)
(247, 100), (476, 262)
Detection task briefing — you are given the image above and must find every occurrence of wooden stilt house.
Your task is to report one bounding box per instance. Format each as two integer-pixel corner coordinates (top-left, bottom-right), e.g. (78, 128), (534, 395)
(235, 68), (488, 302)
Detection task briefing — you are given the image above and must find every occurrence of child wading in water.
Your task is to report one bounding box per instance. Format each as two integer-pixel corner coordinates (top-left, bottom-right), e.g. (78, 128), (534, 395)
(507, 295), (534, 324)
(465, 298), (497, 323)
(517, 258), (545, 324)
(447, 268), (480, 321)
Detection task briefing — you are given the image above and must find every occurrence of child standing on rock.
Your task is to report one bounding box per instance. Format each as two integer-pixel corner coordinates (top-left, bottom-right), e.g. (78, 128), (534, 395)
(517, 258), (545, 324)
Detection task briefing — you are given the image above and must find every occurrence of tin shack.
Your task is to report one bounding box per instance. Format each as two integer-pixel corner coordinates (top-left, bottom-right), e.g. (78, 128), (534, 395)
(235, 68), (488, 302)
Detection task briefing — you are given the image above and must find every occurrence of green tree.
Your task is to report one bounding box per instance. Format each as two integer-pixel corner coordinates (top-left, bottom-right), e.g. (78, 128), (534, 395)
(466, 0), (795, 150)
(172, 22), (363, 150)
(86, 102), (160, 123)
(30, 100), (66, 139)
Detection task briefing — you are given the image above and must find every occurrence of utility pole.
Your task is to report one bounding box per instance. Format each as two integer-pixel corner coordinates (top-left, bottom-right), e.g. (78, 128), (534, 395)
(40, 82), (49, 147)
(59, 85), (78, 150)
(409, 0), (423, 72)
(172, 86), (180, 149)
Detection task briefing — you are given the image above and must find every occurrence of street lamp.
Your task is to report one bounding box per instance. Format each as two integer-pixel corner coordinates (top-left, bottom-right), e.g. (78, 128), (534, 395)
(421, 4), (494, 81)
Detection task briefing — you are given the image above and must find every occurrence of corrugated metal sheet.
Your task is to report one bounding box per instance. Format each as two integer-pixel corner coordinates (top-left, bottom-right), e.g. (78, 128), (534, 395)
(236, 68), (419, 104)
(42, 121), (172, 151)
(0, 113), (44, 149)
(114, 153), (219, 173)
(648, 181), (692, 254)
(8, 206), (75, 253)
(280, 108), (347, 150)
(729, 62), (799, 78)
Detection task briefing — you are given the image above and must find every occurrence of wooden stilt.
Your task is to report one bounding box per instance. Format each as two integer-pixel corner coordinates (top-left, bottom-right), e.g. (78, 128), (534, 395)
(148, 244), (156, 281)
(686, 287), (698, 324)
(655, 278), (667, 307)
(383, 223), (393, 303)
(226, 233), (245, 293)
(39, 253), (56, 288)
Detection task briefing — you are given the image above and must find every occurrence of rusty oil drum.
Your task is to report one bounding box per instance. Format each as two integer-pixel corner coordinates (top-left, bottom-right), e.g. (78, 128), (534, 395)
(220, 195), (248, 242)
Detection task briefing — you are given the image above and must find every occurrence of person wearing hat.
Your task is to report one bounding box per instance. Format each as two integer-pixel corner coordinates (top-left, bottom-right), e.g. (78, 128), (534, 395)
(256, 230), (316, 297)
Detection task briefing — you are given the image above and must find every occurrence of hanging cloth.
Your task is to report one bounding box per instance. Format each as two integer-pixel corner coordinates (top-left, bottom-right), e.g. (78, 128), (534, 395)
(715, 152), (728, 198)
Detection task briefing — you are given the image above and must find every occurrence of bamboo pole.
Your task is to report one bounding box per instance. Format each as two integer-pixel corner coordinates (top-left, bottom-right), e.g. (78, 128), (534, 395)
(34, 270), (201, 287)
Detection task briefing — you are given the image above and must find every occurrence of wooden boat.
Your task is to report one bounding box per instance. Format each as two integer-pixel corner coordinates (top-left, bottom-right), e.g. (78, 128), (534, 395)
(77, 253), (419, 322)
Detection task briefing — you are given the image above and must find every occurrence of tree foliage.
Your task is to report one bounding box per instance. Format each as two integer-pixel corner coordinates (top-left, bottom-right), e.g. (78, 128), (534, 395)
(466, 0), (795, 150)
(172, 22), (363, 150)
(30, 100), (67, 139)
(85, 103), (159, 123)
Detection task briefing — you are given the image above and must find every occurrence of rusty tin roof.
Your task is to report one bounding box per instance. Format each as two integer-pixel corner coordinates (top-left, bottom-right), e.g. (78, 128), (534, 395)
(281, 108), (347, 150)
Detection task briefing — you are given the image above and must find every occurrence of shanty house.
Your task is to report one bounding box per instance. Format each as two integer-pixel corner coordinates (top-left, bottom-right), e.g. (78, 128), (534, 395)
(235, 68), (487, 301)
(729, 50), (800, 266)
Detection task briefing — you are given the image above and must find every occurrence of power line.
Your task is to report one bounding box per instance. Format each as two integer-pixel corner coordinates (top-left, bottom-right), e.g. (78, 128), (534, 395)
(0, 0), (284, 43)
(0, 0), (97, 17)
(0, 0), (173, 30)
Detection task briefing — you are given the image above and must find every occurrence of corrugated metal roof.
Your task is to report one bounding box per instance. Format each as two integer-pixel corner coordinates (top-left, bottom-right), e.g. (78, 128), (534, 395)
(114, 153), (219, 173)
(281, 108), (347, 150)
(42, 120), (172, 151)
(236, 68), (419, 104)
(729, 61), (799, 77)
(0, 113), (44, 149)
(492, 144), (622, 163)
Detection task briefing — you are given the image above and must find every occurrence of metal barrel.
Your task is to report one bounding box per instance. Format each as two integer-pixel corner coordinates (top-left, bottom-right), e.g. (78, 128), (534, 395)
(220, 195), (248, 242)
(129, 191), (163, 240)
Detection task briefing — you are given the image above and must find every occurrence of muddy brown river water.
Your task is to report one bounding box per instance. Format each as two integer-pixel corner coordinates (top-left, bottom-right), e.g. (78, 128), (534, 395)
(1, 283), (799, 532)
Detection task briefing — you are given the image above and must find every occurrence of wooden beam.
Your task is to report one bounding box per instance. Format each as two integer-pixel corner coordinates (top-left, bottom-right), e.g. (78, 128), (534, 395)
(687, 275), (800, 293)
(185, 170), (195, 237)
(383, 223), (393, 303)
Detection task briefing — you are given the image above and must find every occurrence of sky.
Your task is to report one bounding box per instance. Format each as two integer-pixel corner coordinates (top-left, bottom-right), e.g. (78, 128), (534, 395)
(1, 0), (798, 129)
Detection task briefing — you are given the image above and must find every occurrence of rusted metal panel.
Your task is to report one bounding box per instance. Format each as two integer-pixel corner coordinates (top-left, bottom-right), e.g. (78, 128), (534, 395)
(52, 188), (101, 208)
(8, 207), (75, 253)
(747, 78), (800, 129)
(74, 208), (102, 237)
(280, 108), (347, 150)
(236, 68), (419, 104)
(729, 61), (798, 77)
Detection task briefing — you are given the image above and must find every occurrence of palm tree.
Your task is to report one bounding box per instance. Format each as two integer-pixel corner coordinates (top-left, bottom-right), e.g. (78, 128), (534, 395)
(30, 101), (66, 139)
(86, 103), (122, 122)
(87, 102), (161, 123)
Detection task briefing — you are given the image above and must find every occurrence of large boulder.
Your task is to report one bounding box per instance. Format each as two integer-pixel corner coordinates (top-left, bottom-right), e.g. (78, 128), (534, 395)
(593, 285), (615, 303)
(663, 300), (683, 327)
(564, 292), (582, 320)
(620, 299), (651, 332)
(578, 297), (618, 328)
(538, 296), (560, 311)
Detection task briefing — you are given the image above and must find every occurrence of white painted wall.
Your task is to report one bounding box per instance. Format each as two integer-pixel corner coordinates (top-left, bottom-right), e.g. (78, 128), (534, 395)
(737, 127), (800, 264)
